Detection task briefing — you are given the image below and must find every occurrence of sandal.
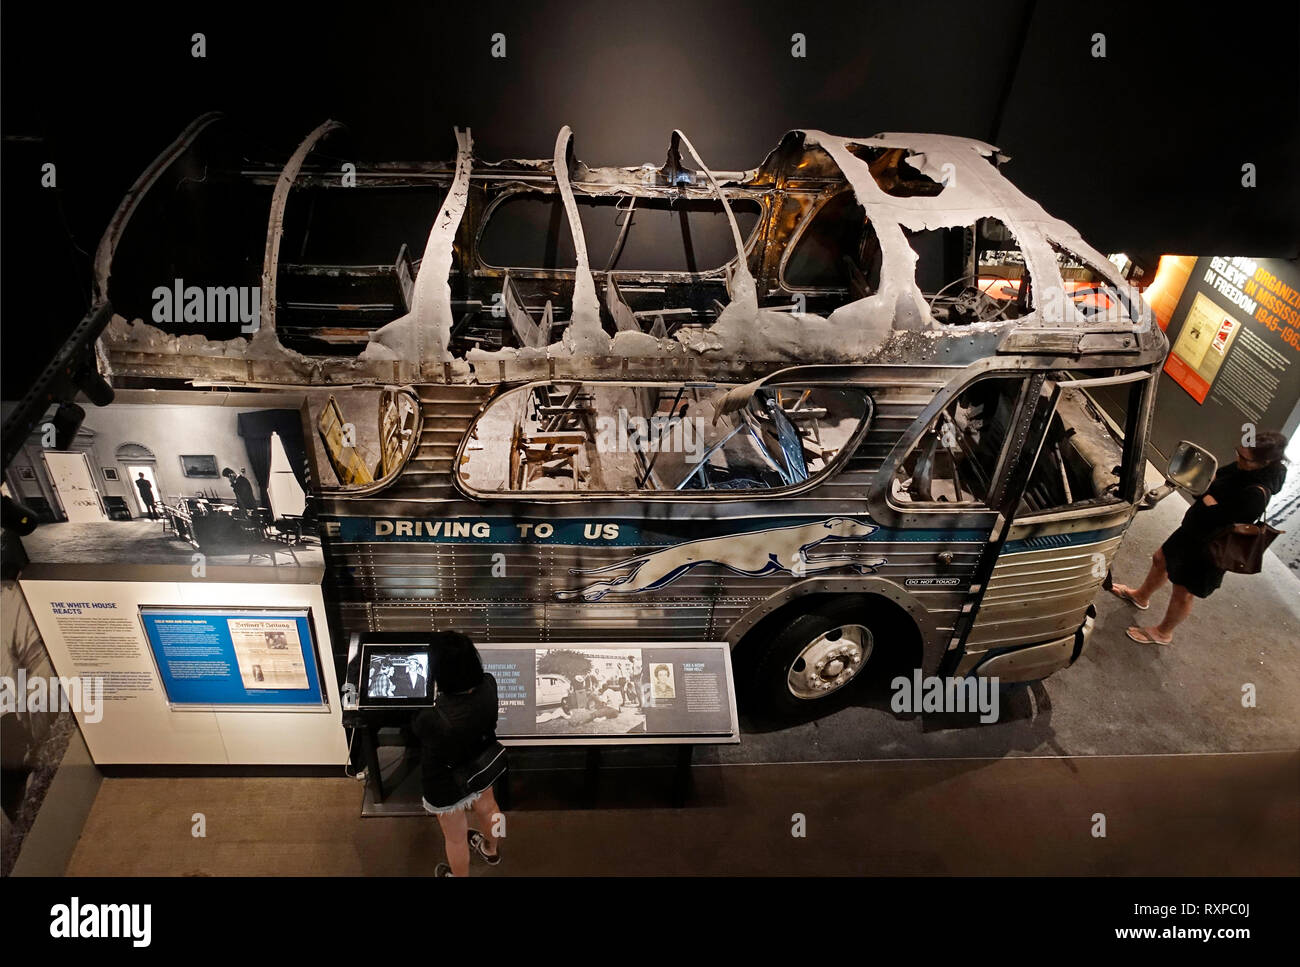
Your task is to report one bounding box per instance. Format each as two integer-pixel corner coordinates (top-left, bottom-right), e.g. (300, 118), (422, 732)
(1125, 626), (1171, 645)
(468, 829), (501, 866)
(1109, 585), (1150, 610)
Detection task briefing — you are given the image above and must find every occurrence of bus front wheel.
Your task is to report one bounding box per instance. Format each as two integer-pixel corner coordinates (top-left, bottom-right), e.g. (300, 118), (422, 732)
(747, 603), (877, 717)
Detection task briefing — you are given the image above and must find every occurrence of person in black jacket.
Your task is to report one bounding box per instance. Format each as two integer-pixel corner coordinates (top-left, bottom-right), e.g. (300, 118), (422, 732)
(1110, 431), (1288, 644)
(221, 467), (259, 515)
(134, 473), (158, 519)
(410, 633), (506, 877)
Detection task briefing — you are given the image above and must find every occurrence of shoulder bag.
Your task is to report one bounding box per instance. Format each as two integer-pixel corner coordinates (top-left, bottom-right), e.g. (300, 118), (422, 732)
(1207, 485), (1283, 574)
(439, 705), (508, 793)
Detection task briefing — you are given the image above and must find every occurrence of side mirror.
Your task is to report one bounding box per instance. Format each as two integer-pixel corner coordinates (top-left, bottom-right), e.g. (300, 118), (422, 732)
(1140, 440), (1218, 509)
(1166, 440), (1217, 495)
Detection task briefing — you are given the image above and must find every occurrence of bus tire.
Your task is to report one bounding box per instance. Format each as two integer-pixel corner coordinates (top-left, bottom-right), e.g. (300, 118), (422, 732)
(747, 601), (881, 718)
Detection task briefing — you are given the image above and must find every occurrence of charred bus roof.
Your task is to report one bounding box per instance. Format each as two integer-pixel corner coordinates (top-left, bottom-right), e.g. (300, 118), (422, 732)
(94, 119), (1165, 390)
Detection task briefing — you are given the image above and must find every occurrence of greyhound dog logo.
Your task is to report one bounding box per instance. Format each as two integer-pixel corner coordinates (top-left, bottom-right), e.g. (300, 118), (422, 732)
(557, 517), (886, 602)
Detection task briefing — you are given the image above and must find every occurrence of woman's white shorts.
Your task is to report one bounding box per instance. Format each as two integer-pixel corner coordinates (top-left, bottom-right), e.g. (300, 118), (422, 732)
(421, 789), (485, 815)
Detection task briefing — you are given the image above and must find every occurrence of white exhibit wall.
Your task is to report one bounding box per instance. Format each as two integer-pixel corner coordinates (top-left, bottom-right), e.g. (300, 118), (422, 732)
(18, 578), (348, 766)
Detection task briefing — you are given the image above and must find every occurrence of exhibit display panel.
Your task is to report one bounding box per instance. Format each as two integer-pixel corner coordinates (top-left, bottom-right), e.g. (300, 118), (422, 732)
(493, 643), (739, 742)
(139, 607), (326, 708)
(18, 570), (348, 765)
(343, 635), (740, 745)
(1152, 256), (1300, 464)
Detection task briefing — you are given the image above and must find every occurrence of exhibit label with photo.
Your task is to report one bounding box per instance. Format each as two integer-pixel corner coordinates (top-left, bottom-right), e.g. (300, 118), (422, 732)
(476, 643), (737, 740)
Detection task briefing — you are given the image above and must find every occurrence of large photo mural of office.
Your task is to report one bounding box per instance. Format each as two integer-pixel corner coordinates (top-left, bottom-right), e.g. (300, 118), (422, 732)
(7, 400), (322, 567)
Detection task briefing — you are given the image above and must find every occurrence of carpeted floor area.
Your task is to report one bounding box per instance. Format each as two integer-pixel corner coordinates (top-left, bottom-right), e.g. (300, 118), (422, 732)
(64, 750), (1299, 876)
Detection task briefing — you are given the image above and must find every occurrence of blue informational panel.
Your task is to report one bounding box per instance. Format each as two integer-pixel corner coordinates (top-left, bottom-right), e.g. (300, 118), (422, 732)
(140, 608), (325, 708)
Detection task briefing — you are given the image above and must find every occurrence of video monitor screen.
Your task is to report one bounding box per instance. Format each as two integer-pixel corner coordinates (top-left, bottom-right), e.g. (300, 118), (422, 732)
(360, 646), (434, 707)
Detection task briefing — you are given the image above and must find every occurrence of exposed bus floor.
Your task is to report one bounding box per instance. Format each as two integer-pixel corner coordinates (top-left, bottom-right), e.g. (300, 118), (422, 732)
(60, 750), (1298, 875)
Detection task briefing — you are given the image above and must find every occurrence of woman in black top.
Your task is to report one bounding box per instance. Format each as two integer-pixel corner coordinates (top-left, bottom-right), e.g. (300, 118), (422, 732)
(410, 633), (506, 877)
(1111, 431), (1288, 644)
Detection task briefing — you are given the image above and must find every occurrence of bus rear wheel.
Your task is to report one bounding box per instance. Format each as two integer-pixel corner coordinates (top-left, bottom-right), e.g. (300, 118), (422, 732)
(747, 603), (878, 717)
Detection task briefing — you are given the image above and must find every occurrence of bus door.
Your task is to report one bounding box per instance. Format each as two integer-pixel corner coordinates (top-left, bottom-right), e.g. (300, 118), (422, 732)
(960, 369), (1154, 674)
(879, 368), (1044, 670)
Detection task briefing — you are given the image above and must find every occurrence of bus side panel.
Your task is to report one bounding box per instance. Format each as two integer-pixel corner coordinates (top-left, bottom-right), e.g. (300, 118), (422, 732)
(321, 514), (983, 645)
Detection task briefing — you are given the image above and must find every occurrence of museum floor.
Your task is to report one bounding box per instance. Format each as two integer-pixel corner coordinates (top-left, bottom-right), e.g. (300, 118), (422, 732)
(61, 751), (1300, 876)
(26, 484), (1300, 876)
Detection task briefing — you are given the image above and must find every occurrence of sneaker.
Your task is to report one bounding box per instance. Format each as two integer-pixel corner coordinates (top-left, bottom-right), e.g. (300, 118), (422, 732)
(468, 830), (501, 866)
(434, 862), (454, 877)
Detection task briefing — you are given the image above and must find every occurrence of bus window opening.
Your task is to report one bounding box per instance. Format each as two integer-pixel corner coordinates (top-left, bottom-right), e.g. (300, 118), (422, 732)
(459, 382), (872, 495)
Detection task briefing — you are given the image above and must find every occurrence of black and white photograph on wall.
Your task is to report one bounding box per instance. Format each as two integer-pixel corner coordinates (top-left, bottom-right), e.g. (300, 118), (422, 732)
(5, 401), (321, 567)
(535, 648), (645, 734)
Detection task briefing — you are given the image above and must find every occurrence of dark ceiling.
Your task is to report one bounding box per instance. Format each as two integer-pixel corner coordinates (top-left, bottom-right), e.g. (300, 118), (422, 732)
(3, 0), (1297, 398)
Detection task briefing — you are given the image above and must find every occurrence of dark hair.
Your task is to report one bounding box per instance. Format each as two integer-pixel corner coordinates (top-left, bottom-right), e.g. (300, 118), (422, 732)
(222, 467), (236, 478)
(433, 632), (483, 693)
(1246, 431), (1288, 465)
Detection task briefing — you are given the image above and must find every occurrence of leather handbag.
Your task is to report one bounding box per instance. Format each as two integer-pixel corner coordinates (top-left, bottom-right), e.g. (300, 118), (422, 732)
(1207, 486), (1283, 574)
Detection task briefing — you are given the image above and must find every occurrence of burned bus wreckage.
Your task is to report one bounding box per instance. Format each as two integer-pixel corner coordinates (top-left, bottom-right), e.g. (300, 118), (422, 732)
(88, 117), (1173, 714)
(98, 120), (1156, 382)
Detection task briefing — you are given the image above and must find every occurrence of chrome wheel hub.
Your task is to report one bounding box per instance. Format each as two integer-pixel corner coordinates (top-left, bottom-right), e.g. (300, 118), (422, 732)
(787, 624), (873, 699)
